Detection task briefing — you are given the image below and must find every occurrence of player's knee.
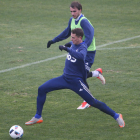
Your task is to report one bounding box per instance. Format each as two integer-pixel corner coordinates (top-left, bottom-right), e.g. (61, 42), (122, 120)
(38, 85), (45, 94)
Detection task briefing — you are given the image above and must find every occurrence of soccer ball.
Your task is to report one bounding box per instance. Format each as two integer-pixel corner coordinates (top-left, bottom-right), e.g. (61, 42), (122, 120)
(9, 125), (24, 139)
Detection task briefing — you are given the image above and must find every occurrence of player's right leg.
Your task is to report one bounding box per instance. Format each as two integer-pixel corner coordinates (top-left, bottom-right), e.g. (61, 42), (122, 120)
(77, 52), (94, 109)
(25, 75), (68, 125)
(77, 51), (105, 109)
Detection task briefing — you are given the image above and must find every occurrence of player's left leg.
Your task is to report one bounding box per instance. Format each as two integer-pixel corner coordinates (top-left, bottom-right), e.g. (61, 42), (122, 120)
(72, 78), (125, 128)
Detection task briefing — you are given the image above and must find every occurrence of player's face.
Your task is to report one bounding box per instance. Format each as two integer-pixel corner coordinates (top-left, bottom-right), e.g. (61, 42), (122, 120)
(70, 7), (81, 19)
(71, 33), (82, 45)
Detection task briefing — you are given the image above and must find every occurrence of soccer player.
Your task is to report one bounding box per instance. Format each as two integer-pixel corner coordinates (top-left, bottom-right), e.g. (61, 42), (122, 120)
(47, 1), (105, 109)
(25, 28), (125, 128)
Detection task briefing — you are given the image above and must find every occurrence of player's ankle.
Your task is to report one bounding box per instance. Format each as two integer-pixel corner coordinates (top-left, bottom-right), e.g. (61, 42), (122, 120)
(35, 114), (41, 119)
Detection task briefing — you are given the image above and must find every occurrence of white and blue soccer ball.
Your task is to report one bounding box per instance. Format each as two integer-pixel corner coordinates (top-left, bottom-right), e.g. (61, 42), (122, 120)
(9, 125), (24, 139)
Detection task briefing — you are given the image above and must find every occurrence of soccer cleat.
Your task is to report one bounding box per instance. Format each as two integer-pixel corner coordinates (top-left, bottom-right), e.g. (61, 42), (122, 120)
(77, 101), (91, 109)
(116, 114), (125, 128)
(96, 68), (106, 85)
(25, 117), (43, 125)
(96, 68), (103, 74)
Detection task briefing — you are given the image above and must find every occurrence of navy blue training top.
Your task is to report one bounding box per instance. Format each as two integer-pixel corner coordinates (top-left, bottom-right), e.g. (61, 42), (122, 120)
(63, 42), (87, 80)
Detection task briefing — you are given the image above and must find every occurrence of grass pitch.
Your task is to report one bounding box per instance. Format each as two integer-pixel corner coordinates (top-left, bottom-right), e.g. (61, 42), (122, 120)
(0, 0), (140, 139)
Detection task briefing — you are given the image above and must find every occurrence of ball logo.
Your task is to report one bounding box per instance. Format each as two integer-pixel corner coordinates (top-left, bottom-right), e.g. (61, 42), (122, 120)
(15, 131), (20, 135)
(67, 54), (76, 63)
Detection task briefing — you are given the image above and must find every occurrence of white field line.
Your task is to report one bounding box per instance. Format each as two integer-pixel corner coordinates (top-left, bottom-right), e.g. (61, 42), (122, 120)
(97, 46), (140, 50)
(0, 35), (140, 74)
(0, 54), (67, 73)
(96, 35), (140, 48)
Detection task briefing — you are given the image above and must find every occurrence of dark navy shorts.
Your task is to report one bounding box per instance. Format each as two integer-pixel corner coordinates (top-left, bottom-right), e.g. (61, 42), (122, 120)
(85, 50), (96, 72)
(38, 75), (95, 105)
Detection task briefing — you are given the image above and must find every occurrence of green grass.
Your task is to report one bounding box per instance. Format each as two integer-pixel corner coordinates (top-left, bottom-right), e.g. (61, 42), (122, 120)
(0, 0), (140, 139)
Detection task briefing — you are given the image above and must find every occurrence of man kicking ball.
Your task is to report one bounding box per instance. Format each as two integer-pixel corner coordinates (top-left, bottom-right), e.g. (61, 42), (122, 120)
(25, 28), (125, 128)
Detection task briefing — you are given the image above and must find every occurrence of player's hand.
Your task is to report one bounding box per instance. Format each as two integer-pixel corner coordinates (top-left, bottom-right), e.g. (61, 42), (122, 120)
(59, 45), (68, 51)
(47, 40), (54, 48)
(64, 42), (71, 48)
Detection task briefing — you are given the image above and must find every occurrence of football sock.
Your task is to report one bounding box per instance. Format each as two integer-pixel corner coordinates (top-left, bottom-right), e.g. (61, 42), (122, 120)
(113, 113), (119, 120)
(87, 70), (99, 78)
(87, 72), (92, 78)
(92, 70), (99, 77)
(35, 114), (41, 119)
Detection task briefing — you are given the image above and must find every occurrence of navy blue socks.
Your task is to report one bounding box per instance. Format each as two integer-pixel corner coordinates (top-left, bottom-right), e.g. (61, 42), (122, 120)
(35, 114), (41, 119)
(113, 113), (119, 120)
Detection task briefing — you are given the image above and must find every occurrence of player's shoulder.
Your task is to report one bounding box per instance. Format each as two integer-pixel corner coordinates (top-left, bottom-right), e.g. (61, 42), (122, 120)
(68, 17), (73, 25)
(69, 17), (73, 22)
(83, 42), (88, 48)
(81, 17), (89, 23)
(80, 17), (93, 28)
(80, 42), (87, 49)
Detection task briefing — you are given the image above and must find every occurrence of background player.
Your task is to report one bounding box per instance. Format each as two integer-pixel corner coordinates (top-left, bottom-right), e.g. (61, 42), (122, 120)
(47, 1), (105, 109)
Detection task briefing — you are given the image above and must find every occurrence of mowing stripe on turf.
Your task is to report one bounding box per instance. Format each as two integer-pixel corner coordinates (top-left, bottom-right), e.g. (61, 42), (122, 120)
(0, 35), (140, 74)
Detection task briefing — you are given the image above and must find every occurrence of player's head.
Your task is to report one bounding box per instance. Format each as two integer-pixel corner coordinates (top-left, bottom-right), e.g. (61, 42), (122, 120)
(70, 1), (82, 19)
(71, 28), (83, 45)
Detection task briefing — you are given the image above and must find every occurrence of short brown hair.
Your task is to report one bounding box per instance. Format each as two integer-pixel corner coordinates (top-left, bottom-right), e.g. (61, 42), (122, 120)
(70, 1), (82, 11)
(71, 28), (84, 38)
